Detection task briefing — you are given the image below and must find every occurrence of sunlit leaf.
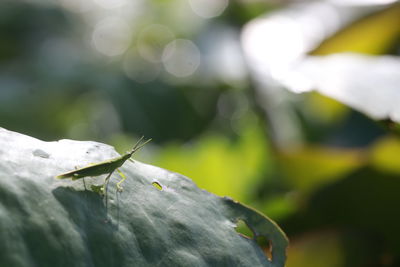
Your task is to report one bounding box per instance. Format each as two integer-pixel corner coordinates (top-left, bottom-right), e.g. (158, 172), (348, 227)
(282, 53), (400, 122)
(242, 2), (400, 124)
(312, 4), (400, 55)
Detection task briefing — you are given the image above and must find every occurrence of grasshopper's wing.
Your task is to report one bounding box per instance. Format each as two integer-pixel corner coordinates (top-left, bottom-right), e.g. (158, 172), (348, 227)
(55, 162), (104, 179)
(56, 169), (79, 179)
(55, 156), (125, 180)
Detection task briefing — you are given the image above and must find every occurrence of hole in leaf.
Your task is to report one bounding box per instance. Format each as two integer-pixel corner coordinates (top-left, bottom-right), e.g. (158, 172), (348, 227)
(235, 219), (254, 239)
(152, 181), (163, 191)
(256, 235), (273, 261)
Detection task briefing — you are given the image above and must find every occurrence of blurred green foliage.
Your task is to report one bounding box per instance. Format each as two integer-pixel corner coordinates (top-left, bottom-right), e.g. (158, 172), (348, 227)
(155, 117), (271, 201)
(1, 0), (400, 266)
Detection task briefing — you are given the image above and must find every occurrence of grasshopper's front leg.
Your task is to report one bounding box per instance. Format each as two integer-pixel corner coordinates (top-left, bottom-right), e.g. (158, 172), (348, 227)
(116, 169), (126, 192)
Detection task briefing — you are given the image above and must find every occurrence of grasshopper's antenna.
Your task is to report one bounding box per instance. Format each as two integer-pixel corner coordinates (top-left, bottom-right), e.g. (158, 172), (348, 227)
(130, 136), (144, 153)
(129, 136), (152, 156)
(133, 138), (152, 152)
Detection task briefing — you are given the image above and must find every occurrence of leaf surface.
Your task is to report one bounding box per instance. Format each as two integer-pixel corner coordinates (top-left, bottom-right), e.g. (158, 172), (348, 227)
(0, 127), (287, 267)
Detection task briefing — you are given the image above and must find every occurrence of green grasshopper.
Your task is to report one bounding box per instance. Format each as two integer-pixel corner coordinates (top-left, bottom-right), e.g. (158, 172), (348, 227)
(56, 136), (151, 194)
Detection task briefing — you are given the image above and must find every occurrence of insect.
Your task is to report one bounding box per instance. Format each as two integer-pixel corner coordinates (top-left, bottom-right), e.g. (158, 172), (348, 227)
(56, 136), (152, 194)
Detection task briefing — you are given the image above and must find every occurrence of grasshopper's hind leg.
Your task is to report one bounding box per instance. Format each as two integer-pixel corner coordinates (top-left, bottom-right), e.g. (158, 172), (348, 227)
(116, 169), (126, 192)
(102, 171), (114, 196)
(102, 170), (115, 213)
(73, 166), (88, 191)
(82, 178), (87, 190)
